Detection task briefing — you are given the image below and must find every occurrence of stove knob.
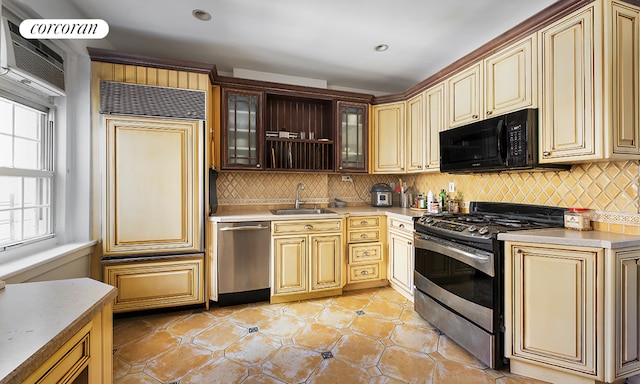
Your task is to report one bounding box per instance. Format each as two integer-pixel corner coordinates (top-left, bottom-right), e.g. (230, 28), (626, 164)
(478, 226), (489, 235)
(423, 217), (434, 225)
(468, 225), (477, 232)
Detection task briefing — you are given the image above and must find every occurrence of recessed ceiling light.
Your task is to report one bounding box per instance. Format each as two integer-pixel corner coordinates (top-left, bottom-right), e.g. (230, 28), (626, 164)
(192, 9), (212, 21)
(374, 44), (389, 52)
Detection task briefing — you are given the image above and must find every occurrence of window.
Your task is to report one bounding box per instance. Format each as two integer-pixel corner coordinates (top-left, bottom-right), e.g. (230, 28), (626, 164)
(0, 95), (53, 250)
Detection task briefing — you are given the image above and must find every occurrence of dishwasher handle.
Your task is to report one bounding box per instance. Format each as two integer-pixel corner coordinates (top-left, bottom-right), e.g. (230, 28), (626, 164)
(219, 224), (270, 232)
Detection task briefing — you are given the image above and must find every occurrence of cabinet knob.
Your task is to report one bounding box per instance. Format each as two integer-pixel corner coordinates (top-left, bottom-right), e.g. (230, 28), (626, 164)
(339, 166), (343, 170)
(256, 164), (261, 168)
(486, 111), (493, 116)
(360, 233), (368, 238)
(472, 114), (479, 119)
(408, 241), (412, 245)
(304, 225), (313, 230)
(362, 252), (370, 256)
(399, 224), (405, 229)
(543, 151), (551, 157)
(360, 270), (369, 275)
(516, 248), (523, 254)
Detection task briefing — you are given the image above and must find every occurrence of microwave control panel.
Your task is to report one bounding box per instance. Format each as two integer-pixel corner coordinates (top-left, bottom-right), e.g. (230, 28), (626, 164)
(507, 122), (528, 166)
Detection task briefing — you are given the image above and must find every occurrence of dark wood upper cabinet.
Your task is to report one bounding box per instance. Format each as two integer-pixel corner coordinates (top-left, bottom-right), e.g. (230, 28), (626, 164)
(221, 88), (264, 170)
(336, 101), (368, 173)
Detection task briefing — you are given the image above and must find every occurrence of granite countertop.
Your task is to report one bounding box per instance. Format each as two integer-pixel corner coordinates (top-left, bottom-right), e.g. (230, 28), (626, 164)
(498, 228), (640, 249)
(208, 206), (426, 222)
(0, 277), (117, 384)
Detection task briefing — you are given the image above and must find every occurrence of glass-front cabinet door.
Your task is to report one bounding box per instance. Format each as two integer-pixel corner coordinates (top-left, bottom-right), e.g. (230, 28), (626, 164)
(221, 88), (264, 170)
(336, 101), (368, 173)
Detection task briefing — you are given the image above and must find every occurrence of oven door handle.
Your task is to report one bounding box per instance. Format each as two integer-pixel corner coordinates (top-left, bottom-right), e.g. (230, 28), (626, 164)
(415, 235), (494, 277)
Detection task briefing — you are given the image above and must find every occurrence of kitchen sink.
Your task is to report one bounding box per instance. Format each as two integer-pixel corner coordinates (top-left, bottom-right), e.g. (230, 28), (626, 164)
(270, 208), (336, 215)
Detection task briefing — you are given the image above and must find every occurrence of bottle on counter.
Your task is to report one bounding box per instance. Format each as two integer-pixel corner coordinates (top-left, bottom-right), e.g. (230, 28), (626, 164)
(439, 189), (448, 212)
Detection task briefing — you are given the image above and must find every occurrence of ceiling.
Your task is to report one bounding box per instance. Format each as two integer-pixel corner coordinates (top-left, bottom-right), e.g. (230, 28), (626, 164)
(22, 0), (558, 95)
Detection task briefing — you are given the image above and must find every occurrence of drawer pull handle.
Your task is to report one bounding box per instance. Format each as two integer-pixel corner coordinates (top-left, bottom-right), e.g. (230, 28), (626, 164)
(361, 270), (369, 275)
(399, 224), (405, 229)
(360, 220), (368, 225)
(362, 252), (370, 256)
(304, 225), (313, 230)
(543, 151), (551, 157)
(360, 234), (368, 238)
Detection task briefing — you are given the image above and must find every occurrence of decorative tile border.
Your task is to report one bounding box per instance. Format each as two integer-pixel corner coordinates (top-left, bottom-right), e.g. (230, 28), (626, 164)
(591, 210), (640, 225)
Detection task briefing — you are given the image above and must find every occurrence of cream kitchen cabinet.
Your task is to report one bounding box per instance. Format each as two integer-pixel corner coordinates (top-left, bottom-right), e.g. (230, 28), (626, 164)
(103, 255), (205, 313)
(387, 217), (414, 300)
(448, 34), (536, 129)
(424, 83), (446, 171)
(447, 62), (482, 128)
(505, 240), (640, 383)
(271, 219), (343, 303)
(539, 0), (640, 163)
(406, 92), (426, 173)
(344, 215), (387, 289)
(371, 101), (405, 173)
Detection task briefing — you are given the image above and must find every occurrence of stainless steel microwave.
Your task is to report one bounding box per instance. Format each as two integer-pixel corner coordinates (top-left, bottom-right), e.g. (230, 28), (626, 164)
(439, 108), (569, 174)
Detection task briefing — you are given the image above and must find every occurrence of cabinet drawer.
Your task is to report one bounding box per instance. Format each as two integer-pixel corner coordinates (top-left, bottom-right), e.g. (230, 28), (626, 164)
(26, 323), (91, 384)
(388, 218), (413, 234)
(349, 242), (383, 263)
(272, 219), (342, 235)
(348, 216), (381, 229)
(104, 256), (204, 313)
(348, 229), (381, 243)
(349, 263), (381, 282)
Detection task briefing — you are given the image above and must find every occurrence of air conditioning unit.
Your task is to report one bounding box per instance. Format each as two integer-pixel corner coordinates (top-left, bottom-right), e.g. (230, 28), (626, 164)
(0, 16), (65, 97)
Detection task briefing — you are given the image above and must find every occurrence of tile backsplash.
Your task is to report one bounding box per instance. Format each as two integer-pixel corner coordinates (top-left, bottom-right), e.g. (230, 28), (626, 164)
(215, 161), (640, 233)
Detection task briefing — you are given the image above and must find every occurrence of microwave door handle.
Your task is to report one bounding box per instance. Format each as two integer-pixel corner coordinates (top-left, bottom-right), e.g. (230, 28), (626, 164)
(496, 119), (506, 165)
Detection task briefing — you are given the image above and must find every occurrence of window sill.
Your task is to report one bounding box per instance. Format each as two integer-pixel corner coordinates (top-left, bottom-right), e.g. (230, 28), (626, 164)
(0, 241), (97, 282)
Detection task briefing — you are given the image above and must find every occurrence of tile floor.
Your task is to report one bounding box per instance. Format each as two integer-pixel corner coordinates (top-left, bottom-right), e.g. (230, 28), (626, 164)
(113, 287), (549, 384)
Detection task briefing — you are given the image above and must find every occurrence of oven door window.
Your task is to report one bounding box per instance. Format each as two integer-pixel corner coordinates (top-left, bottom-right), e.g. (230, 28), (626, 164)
(415, 246), (494, 309)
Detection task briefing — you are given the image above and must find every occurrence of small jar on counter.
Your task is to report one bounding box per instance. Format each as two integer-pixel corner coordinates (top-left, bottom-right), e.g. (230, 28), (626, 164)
(564, 208), (592, 231)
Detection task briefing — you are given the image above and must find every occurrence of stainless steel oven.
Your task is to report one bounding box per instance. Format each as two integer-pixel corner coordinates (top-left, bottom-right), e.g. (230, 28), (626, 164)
(413, 202), (566, 369)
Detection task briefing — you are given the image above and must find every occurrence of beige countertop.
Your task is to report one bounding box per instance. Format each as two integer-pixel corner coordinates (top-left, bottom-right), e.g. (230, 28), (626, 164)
(498, 228), (640, 249)
(208, 206), (426, 222)
(0, 277), (117, 384)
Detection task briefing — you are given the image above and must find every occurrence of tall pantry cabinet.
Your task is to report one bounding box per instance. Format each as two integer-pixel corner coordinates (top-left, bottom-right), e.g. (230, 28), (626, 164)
(89, 51), (213, 312)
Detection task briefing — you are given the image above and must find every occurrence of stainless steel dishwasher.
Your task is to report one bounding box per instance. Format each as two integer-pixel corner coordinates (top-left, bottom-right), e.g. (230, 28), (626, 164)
(217, 221), (271, 306)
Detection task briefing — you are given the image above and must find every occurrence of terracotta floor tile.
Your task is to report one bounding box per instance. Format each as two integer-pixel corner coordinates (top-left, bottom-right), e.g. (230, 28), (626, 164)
(436, 336), (486, 369)
(143, 344), (212, 382)
(496, 374), (552, 384)
(112, 356), (130, 380)
(192, 321), (247, 351)
(112, 319), (154, 348)
(399, 306), (434, 327)
(259, 313), (306, 339)
(377, 345), (435, 383)
(227, 306), (276, 327)
(331, 294), (371, 311)
(350, 314), (396, 340)
(390, 323), (440, 354)
(294, 323), (343, 352)
(114, 372), (161, 384)
(225, 331), (281, 364)
(315, 305), (357, 328)
(115, 330), (180, 365)
(140, 309), (191, 329)
(368, 374), (407, 384)
(180, 357), (248, 384)
(282, 300), (326, 319)
(363, 300), (404, 319)
(373, 288), (409, 305)
(262, 345), (323, 383)
(433, 358), (495, 384)
(243, 373), (287, 384)
(166, 312), (217, 337)
(331, 333), (385, 367)
(306, 358), (369, 384)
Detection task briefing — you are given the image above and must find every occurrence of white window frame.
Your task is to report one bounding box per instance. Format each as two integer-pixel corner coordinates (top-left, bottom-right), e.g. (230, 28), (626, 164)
(0, 92), (56, 252)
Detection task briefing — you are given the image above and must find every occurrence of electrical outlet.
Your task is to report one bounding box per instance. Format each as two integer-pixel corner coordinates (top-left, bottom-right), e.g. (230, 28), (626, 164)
(449, 182), (455, 193)
(341, 176), (353, 182)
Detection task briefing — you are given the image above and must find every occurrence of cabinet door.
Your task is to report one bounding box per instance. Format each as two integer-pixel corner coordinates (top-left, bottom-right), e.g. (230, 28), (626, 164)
(447, 62), (482, 128)
(425, 83), (445, 171)
(484, 35), (536, 117)
(611, 2), (640, 155)
(310, 234), (341, 291)
(615, 248), (640, 377)
(103, 116), (202, 256)
(406, 92), (425, 173)
(337, 101), (368, 173)
(221, 88), (264, 170)
(388, 230), (414, 299)
(103, 256), (204, 313)
(539, 5), (599, 162)
(509, 244), (601, 376)
(273, 236), (307, 294)
(371, 102), (405, 173)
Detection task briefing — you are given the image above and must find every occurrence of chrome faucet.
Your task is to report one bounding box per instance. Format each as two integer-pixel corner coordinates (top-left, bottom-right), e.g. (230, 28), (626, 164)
(294, 183), (306, 209)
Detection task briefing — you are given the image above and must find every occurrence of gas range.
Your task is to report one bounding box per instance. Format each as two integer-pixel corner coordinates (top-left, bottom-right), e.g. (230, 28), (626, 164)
(414, 202), (567, 244)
